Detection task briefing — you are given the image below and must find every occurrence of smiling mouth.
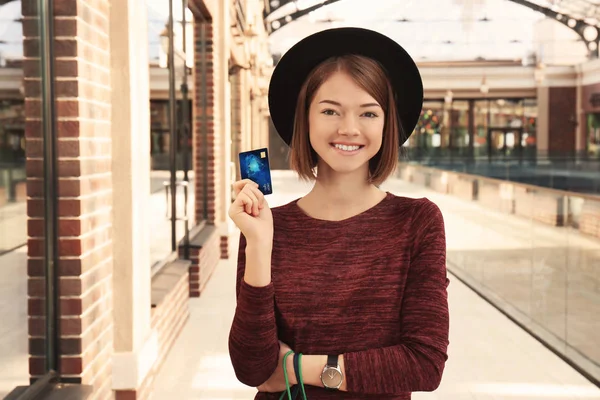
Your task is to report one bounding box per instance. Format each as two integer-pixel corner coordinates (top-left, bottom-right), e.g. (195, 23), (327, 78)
(330, 143), (364, 152)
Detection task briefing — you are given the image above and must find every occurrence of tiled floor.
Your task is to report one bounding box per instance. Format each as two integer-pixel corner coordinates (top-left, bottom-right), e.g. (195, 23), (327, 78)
(153, 171), (600, 400)
(1, 170), (599, 398)
(0, 200), (26, 254)
(0, 247), (28, 398)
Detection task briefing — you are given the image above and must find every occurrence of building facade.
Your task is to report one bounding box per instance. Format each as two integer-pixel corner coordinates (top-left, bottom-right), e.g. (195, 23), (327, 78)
(1, 0), (272, 398)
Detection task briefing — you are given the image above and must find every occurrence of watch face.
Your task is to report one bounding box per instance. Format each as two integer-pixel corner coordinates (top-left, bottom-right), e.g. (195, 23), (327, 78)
(322, 367), (343, 388)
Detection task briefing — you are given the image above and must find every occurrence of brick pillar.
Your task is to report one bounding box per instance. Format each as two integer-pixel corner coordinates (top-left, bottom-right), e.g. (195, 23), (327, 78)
(194, 19), (220, 226)
(23, 0), (113, 397)
(186, 16), (224, 296)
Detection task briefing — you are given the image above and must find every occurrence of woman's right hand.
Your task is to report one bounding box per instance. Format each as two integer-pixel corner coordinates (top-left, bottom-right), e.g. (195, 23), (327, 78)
(228, 179), (273, 245)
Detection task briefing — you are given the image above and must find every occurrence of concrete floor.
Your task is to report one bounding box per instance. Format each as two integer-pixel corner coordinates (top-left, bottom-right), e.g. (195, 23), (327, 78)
(153, 170), (600, 400)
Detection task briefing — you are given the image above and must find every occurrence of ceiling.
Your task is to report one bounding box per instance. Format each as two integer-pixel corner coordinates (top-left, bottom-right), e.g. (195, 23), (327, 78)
(267, 0), (600, 22)
(266, 0), (589, 63)
(0, 0), (592, 65)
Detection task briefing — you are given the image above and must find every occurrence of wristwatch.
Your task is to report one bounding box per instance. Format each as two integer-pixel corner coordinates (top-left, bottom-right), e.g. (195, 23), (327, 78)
(320, 355), (343, 389)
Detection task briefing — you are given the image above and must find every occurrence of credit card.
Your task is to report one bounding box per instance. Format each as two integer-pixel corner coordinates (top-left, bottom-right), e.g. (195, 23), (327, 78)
(239, 147), (273, 195)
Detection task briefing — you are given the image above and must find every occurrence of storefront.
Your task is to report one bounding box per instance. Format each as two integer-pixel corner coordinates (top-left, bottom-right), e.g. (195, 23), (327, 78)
(406, 96), (538, 163)
(582, 83), (600, 159)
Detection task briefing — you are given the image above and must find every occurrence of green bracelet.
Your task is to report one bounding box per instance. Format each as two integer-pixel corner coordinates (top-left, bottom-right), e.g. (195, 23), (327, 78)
(279, 350), (294, 400)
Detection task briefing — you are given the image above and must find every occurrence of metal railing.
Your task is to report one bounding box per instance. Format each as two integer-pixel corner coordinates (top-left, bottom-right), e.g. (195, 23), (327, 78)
(401, 149), (600, 195)
(233, 0), (247, 35)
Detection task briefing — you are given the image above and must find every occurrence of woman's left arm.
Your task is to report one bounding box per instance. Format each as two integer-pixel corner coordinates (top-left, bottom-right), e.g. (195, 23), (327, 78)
(302, 200), (450, 395)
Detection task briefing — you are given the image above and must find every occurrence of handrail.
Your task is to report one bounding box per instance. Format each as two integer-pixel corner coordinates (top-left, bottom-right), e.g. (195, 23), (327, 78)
(233, 0), (247, 34)
(402, 163), (600, 202)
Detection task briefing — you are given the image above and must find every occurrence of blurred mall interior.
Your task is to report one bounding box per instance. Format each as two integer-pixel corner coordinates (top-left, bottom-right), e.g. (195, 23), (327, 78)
(0, 0), (599, 399)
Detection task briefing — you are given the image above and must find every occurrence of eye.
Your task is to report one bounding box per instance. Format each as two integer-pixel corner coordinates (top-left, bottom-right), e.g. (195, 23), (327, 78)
(322, 109), (338, 116)
(362, 111), (378, 118)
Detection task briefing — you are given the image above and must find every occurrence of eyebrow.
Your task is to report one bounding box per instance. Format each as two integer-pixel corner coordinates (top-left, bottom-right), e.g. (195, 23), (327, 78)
(319, 100), (381, 108)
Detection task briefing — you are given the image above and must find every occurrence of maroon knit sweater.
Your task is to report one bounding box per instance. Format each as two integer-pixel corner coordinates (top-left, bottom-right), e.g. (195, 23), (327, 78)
(228, 192), (450, 399)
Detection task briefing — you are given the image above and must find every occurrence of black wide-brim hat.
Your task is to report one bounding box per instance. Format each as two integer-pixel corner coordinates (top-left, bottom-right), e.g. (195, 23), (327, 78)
(268, 27), (423, 147)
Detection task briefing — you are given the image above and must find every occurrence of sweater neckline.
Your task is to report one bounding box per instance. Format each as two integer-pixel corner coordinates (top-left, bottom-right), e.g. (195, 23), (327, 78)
(290, 191), (394, 225)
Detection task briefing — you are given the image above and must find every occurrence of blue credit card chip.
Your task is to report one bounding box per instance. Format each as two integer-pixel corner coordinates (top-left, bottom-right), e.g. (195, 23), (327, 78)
(239, 147), (273, 195)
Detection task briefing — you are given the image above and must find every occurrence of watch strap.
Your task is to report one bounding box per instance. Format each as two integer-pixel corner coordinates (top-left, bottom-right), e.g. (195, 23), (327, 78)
(322, 354), (341, 390)
(327, 354), (338, 367)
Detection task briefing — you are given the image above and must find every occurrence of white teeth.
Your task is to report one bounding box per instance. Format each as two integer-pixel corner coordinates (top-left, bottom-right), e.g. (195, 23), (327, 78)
(334, 144), (360, 152)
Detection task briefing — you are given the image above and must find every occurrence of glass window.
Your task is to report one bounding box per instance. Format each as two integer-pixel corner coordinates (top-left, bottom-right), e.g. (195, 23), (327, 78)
(0, 99), (27, 250)
(474, 100), (490, 159)
(409, 97), (537, 163)
(0, 0), (43, 393)
(150, 99), (192, 170)
(407, 100), (445, 158)
(586, 113), (600, 159)
(0, 91), (27, 256)
(450, 100), (470, 157)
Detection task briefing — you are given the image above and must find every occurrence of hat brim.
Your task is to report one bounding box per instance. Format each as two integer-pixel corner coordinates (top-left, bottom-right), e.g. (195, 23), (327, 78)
(268, 27), (423, 147)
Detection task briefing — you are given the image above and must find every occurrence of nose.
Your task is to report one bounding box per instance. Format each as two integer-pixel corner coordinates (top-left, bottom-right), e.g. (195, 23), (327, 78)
(337, 114), (360, 136)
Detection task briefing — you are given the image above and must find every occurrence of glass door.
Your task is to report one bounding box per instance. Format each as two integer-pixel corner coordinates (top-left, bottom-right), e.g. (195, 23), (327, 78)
(488, 127), (522, 161)
(151, 0), (194, 272)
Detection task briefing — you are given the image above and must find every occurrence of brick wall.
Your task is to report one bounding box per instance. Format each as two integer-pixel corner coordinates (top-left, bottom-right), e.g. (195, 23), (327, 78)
(23, 0), (113, 398)
(114, 262), (190, 400)
(179, 227), (220, 297)
(151, 267), (190, 374)
(220, 235), (229, 260)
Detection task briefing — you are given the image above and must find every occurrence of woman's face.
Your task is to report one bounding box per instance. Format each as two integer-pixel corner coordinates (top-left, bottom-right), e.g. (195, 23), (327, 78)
(308, 71), (385, 178)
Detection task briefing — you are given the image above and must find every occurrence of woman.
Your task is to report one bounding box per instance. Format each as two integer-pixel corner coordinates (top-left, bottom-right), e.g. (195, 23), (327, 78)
(228, 27), (450, 399)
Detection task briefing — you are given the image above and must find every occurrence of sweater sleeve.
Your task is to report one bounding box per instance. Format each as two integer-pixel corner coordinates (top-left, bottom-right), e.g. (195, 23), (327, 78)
(228, 233), (280, 387)
(343, 199), (450, 395)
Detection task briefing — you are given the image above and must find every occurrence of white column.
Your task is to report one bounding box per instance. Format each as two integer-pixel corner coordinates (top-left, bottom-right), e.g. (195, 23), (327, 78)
(575, 71), (584, 154)
(244, 70), (252, 151)
(109, 0), (157, 390)
(536, 86), (549, 157)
